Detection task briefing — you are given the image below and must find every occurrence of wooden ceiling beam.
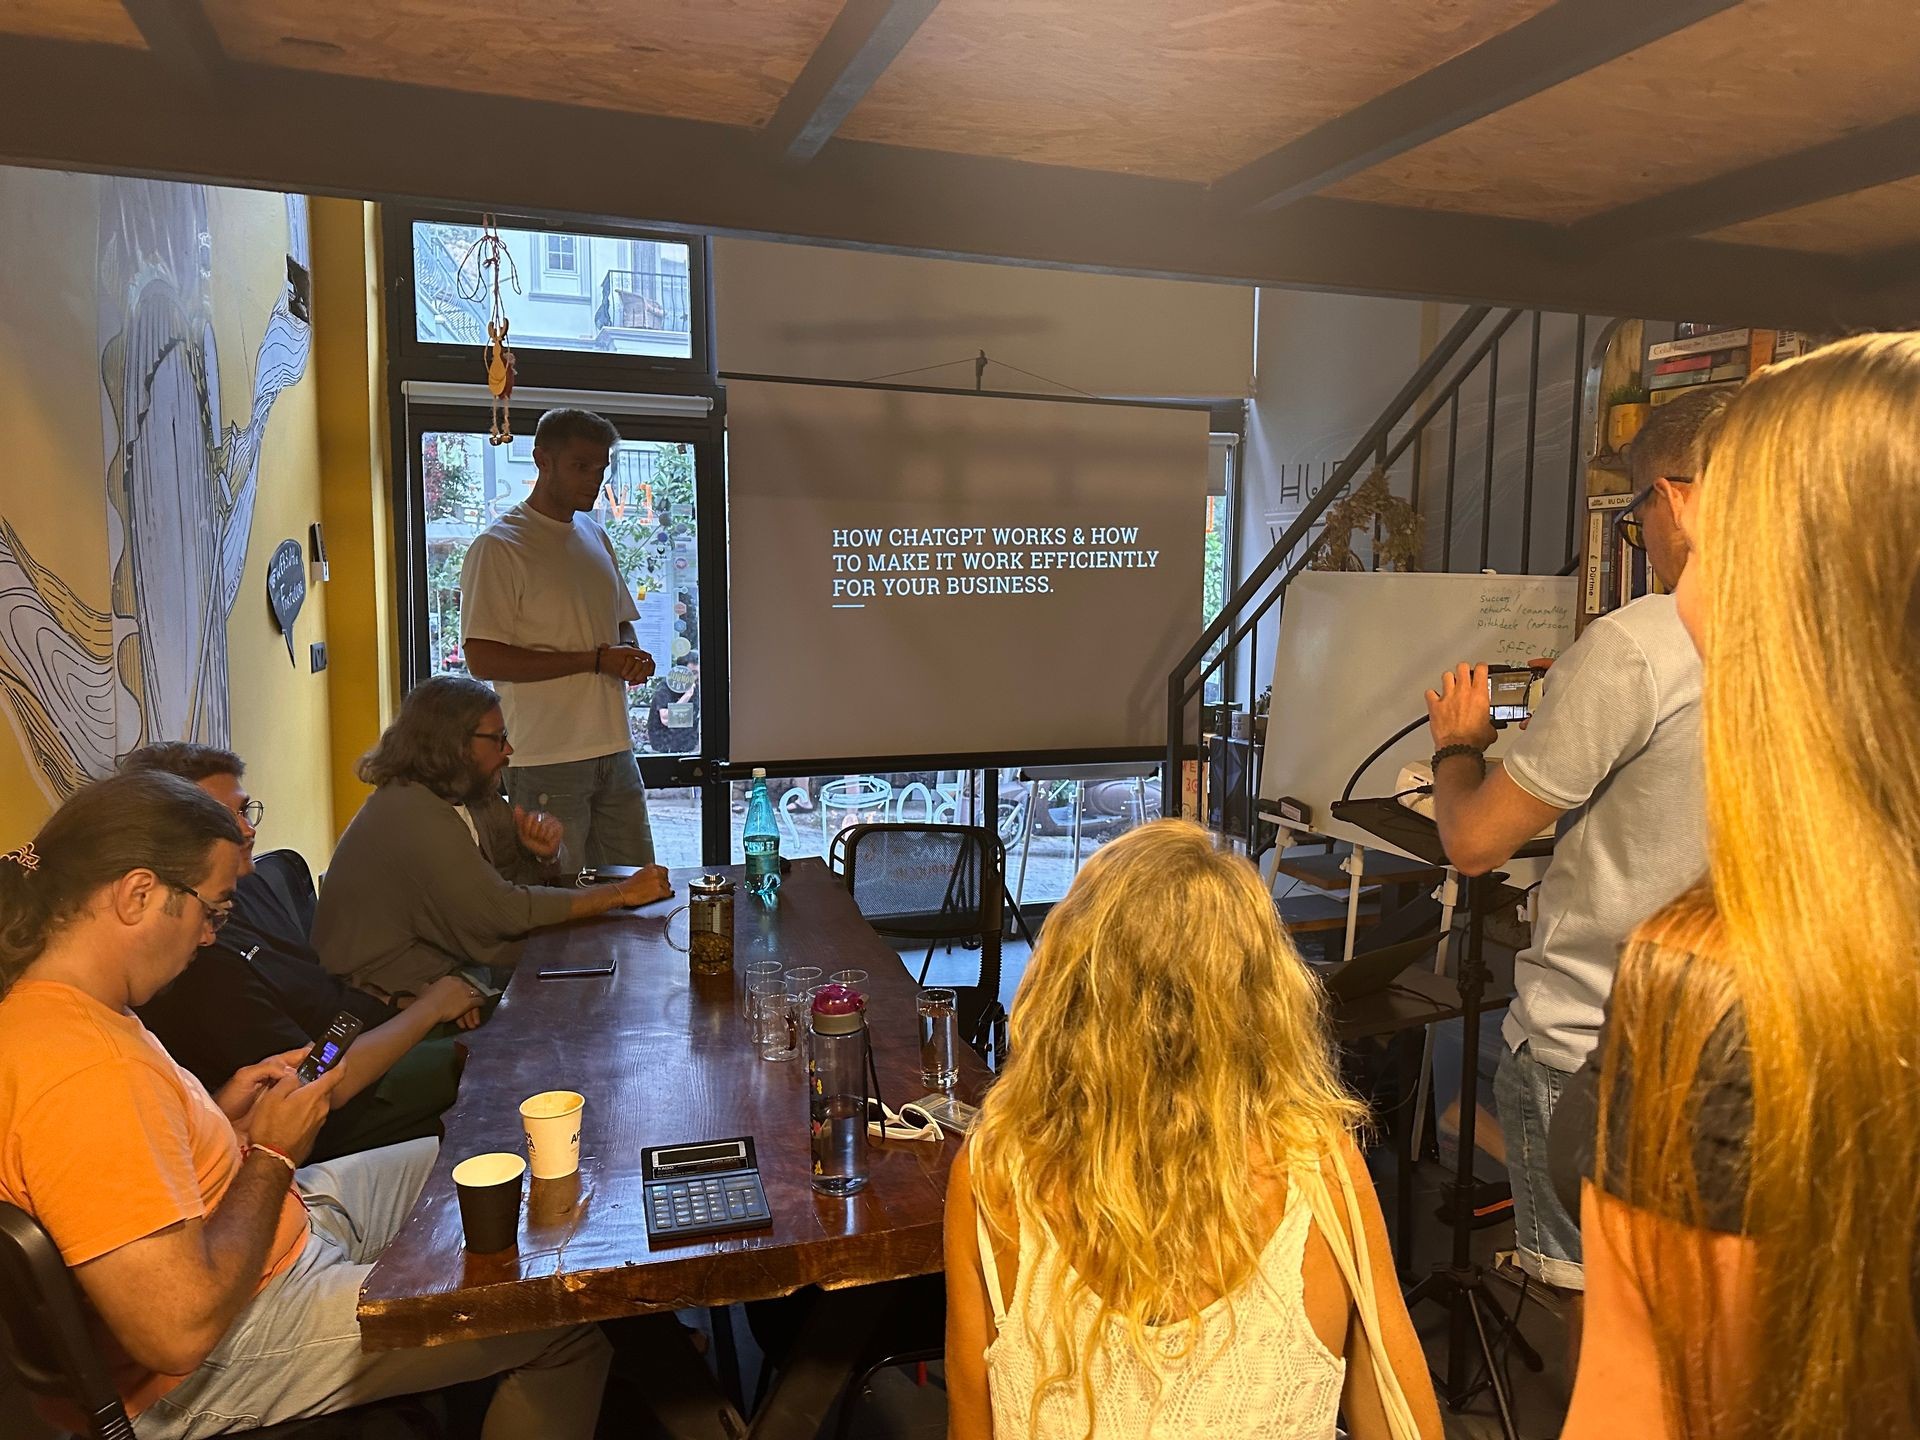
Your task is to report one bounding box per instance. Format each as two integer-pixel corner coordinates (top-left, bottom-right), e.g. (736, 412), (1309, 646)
(118, 0), (229, 88)
(0, 34), (1902, 331)
(1572, 112), (1920, 252)
(763, 0), (940, 164)
(1211, 0), (1742, 215)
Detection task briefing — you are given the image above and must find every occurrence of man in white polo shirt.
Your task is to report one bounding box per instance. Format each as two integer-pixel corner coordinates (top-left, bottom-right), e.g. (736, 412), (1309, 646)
(1419, 387), (1727, 1348)
(460, 408), (657, 866)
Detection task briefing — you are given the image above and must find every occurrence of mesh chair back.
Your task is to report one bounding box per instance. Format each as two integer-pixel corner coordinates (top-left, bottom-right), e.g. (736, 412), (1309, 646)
(0, 1203), (135, 1439)
(834, 824), (1007, 1062)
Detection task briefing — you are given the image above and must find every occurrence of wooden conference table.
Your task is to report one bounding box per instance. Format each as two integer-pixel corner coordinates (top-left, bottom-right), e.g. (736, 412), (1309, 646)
(358, 857), (992, 1438)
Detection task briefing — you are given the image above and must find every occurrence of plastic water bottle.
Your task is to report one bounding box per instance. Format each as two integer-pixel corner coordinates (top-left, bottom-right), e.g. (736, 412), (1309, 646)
(744, 767), (782, 900)
(808, 984), (870, 1196)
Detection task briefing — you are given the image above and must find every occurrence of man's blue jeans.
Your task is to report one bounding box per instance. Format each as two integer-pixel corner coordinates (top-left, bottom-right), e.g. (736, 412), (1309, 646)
(506, 750), (655, 868)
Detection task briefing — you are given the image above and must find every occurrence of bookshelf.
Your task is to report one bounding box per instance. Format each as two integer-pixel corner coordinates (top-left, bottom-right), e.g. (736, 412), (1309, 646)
(1574, 318), (1814, 635)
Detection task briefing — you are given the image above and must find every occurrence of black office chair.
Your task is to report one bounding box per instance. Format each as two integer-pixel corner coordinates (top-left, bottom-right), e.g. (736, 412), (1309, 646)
(250, 848), (319, 937)
(829, 822), (1009, 1068)
(0, 1204), (452, 1439)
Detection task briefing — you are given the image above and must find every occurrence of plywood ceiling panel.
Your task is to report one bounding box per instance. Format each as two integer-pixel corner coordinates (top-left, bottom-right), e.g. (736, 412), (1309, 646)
(0, 0), (143, 47)
(837, 0), (1555, 182)
(1329, 0), (1920, 224)
(1707, 176), (1920, 257)
(201, 0), (843, 128)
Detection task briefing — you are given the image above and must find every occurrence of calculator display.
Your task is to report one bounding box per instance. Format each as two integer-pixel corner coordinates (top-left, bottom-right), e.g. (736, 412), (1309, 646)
(651, 1139), (747, 1175)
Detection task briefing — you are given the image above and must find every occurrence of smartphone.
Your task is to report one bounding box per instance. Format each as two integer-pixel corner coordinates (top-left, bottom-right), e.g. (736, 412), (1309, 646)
(539, 959), (617, 980)
(297, 1011), (365, 1084)
(1487, 666), (1535, 728)
(910, 1093), (981, 1135)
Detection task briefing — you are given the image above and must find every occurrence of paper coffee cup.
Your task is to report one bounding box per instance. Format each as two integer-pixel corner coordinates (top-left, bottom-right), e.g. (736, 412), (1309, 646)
(519, 1090), (585, 1179)
(452, 1152), (525, 1252)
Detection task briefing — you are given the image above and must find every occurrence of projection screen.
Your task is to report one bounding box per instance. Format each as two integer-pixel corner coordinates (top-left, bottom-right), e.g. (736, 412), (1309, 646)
(725, 378), (1210, 763)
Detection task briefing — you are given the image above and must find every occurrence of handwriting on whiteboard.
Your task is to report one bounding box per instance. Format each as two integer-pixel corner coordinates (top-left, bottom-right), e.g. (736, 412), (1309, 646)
(1477, 590), (1572, 660)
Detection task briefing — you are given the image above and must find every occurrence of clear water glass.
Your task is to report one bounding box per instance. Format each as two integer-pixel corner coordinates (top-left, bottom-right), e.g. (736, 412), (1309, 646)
(741, 960), (781, 1020)
(828, 968), (869, 990)
(756, 989), (802, 1062)
(917, 986), (959, 1089)
(783, 966), (823, 996)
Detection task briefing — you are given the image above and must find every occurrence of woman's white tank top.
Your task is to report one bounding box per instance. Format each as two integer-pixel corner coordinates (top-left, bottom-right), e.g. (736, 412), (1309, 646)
(978, 1177), (1345, 1439)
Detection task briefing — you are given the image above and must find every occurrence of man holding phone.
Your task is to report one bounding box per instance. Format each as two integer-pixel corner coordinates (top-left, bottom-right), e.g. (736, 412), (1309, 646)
(1420, 389), (1728, 1338)
(126, 743), (487, 1162)
(0, 772), (610, 1437)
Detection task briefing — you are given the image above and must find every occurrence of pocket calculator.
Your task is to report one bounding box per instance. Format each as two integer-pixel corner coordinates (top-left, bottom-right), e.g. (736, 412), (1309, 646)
(640, 1136), (773, 1245)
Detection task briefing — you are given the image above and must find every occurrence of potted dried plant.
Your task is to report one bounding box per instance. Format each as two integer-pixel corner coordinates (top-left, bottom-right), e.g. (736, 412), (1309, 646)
(1606, 380), (1652, 454)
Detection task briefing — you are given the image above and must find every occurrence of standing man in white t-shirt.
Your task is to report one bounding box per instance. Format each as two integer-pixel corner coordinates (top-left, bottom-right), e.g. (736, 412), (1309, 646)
(460, 408), (658, 866)
(1418, 387), (1727, 1356)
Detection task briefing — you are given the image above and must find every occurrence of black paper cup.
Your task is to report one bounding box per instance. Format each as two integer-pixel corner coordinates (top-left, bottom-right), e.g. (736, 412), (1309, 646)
(452, 1152), (525, 1252)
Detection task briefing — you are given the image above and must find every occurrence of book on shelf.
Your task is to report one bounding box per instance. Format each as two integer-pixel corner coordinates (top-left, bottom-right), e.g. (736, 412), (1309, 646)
(1648, 328), (1751, 361)
(1589, 491), (1634, 511)
(1774, 330), (1811, 361)
(1652, 353), (1713, 375)
(1649, 359), (1747, 390)
(1649, 379), (1743, 407)
(1584, 511), (1607, 614)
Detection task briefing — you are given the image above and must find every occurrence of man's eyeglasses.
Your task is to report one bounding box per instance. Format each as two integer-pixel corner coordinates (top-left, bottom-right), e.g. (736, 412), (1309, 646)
(471, 729), (510, 748)
(1615, 476), (1692, 553)
(238, 799), (265, 827)
(172, 882), (235, 932)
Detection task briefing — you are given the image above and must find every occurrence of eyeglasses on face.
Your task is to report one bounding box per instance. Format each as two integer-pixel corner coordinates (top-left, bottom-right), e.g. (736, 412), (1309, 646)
(471, 729), (510, 748)
(1615, 476), (1693, 553)
(172, 882), (235, 931)
(238, 799), (265, 827)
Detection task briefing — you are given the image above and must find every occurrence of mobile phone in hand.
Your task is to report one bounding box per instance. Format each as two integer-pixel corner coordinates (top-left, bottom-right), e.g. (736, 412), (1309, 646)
(297, 1011), (365, 1084)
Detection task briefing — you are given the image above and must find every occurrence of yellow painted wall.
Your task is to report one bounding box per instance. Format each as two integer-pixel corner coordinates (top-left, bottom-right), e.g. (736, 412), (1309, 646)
(312, 197), (398, 835)
(0, 169), (338, 866)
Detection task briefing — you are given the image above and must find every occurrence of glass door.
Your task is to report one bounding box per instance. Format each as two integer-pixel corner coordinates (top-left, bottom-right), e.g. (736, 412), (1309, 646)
(402, 404), (724, 867)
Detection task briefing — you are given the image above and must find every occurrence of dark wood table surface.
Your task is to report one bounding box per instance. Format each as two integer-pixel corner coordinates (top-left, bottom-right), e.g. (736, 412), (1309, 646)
(358, 857), (992, 1352)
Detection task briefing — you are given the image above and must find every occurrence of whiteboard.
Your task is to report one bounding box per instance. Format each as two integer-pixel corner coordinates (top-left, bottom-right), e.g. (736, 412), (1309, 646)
(1257, 573), (1578, 857)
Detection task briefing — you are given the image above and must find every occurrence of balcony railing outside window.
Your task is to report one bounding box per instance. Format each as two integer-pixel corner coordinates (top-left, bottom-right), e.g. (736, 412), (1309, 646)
(596, 270), (692, 336)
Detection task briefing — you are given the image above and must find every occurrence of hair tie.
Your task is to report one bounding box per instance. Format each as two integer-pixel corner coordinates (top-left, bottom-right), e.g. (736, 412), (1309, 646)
(2, 842), (39, 874)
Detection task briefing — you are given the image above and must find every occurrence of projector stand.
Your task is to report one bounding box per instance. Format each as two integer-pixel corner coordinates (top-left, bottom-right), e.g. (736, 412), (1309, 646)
(1403, 868), (1542, 1440)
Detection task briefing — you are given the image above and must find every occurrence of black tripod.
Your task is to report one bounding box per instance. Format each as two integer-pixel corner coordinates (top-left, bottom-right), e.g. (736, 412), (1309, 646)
(1404, 868), (1544, 1440)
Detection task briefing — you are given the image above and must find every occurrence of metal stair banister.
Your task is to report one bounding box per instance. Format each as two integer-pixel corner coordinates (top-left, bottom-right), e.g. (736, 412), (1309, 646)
(1163, 303), (1501, 815)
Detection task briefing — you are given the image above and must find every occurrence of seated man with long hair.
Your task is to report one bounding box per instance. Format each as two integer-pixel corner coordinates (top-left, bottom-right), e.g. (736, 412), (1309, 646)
(945, 820), (1442, 1440)
(315, 674), (670, 1001)
(1561, 333), (1920, 1439)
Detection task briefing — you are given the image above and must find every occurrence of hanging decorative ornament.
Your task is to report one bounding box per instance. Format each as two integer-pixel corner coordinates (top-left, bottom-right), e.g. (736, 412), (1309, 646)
(458, 215), (522, 444)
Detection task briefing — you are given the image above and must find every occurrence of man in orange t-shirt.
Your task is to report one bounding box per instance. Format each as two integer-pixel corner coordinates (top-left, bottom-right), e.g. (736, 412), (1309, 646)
(0, 771), (609, 1438)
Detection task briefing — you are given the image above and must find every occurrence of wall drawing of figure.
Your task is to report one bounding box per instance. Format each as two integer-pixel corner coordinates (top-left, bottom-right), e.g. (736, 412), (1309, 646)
(0, 179), (311, 801)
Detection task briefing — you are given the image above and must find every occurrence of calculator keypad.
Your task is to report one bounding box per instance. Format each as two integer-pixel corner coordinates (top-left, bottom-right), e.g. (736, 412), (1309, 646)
(644, 1172), (770, 1243)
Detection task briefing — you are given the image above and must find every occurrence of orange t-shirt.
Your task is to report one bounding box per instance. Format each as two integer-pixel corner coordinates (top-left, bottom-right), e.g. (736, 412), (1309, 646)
(0, 979), (310, 1416)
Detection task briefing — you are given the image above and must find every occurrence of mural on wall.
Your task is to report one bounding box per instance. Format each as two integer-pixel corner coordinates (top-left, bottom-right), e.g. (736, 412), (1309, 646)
(0, 179), (311, 800)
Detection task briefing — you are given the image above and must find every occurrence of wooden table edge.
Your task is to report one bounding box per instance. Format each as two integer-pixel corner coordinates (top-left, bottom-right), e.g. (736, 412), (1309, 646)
(357, 1221), (945, 1350)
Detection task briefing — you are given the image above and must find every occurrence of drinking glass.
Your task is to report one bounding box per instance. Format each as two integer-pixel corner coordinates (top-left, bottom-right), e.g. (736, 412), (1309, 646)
(828, 968), (869, 990)
(755, 987), (802, 1062)
(917, 986), (959, 1089)
(741, 960), (781, 1020)
(784, 966), (823, 996)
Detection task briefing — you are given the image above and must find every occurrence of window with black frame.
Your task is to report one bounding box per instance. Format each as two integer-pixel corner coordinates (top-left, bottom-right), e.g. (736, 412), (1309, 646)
(390, 208), (722, 867)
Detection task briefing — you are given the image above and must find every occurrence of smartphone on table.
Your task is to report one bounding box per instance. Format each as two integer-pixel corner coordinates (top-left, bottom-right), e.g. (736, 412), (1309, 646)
(297, 1011), (365, 1084)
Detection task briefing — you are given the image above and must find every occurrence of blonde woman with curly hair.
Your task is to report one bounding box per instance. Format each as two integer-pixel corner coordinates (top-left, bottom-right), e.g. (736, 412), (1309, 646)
(1562, 333), (1920, 1439)
(945, 820), (1442, 1439)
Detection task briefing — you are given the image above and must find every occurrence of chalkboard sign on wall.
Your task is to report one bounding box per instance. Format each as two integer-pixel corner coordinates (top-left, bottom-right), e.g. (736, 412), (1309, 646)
(266, 539), (307, 665)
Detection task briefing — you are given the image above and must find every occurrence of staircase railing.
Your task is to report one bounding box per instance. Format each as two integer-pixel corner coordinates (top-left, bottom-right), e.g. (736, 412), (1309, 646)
(1165, 304), (1592, 816)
